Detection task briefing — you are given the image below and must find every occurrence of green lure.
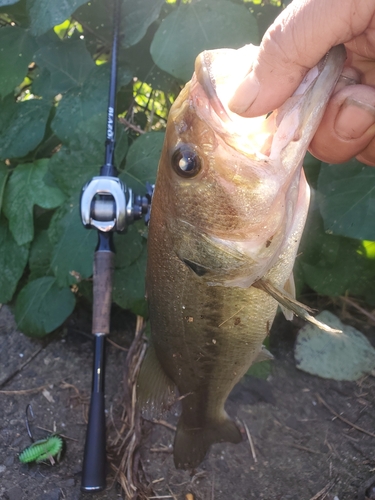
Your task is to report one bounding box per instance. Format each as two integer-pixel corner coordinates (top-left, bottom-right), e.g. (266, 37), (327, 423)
(19, 435), (63, 465)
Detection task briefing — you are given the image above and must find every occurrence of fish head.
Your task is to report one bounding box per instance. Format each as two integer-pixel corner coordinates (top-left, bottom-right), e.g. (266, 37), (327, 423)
(153, 44), (346, 285)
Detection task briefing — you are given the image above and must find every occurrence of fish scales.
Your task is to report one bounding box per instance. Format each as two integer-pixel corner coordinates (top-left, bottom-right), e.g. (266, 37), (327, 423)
(137, 43), (346, 469)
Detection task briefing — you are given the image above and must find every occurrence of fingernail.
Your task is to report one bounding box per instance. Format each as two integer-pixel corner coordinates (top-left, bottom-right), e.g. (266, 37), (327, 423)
(334, 67), (360, 93)
(228, 73), (260, 114)
(335, 98), (375, 140)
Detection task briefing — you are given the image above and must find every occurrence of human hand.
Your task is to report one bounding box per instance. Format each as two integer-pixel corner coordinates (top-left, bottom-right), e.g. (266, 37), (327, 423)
(228, 0), (375, 166)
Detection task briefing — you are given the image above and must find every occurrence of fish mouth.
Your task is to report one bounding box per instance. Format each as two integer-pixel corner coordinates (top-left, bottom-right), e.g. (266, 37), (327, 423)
(193, 45), (286, 157)
(193, 44), (346, 159)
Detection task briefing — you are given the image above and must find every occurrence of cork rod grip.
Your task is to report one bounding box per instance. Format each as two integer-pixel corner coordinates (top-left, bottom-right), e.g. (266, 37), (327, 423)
(92, 251), (115, 335)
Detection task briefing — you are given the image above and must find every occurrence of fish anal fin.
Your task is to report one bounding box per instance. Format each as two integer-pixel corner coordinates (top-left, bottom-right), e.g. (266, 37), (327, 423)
(254, 279), (342, 334)
(174, 417), (242, 470)
(136, 344), (177, 420)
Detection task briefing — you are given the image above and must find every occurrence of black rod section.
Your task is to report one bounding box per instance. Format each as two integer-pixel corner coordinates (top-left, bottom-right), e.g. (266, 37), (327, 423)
(81, 335), (106, 491)
(102, 0), (121, 176)
(81, 0), (121, 491)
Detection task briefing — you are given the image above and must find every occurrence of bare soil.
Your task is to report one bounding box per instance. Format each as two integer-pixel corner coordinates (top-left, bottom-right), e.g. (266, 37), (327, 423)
(1, 301), (375, 500)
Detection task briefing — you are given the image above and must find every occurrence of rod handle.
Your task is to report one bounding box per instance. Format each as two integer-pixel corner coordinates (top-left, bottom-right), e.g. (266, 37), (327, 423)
(81, 388), (106, 491)
(92, 250), (115, 335)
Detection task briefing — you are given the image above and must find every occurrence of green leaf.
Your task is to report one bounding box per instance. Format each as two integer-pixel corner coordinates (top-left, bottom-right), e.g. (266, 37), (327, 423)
(49, 117), (129, 196)
(3, 159), (65, 245)
(115, 126), (129, 167)
(295, 311), (375, 381)
(302, 152), (321, 190)
(121, 24), (181, 93)
(0, 27), (37, 98)
(122, 0), (164, 48)
(15, 276), (76, 337)
(0, 163), (10, 212)
(297, 204), (375, 298)
(34, 39), (95, 95)
(120, 131), (164, 192)
(0, 217), (29, 303)
(48, 126), (105, 196)
(150, 0), (259, 81)
(27, 0), (89, 36)
(318, 159), (375, 241)
(113, 220), (146, 268)
(74, 0), (164, 49)
(52, 89), (106, 145)
(0, 0), (30, 27)
(113, 243), (148, 317)
(32, 67), (54, 99)
(246, 361), (271, 379)
(29, 229), (53, 280)
(73, 0), (113, 47)
(52, 64), (131, 143)
(0, 97), (51, 160)
(48, 197), (96, 287)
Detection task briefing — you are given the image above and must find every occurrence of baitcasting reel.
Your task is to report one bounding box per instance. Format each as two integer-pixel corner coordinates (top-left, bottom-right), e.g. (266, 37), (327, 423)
(80, 176), (153, 233)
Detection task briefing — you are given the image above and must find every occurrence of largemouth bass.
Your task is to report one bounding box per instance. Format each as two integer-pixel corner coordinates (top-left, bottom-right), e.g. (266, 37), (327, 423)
(138, 44), (346, 470)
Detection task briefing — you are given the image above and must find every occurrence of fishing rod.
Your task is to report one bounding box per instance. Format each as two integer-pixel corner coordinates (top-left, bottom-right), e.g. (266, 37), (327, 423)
(80, 0), (152, 491)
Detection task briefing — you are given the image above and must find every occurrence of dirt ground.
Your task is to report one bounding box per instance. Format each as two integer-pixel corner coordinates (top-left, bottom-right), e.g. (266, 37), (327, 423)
(1, 300), (375, 500)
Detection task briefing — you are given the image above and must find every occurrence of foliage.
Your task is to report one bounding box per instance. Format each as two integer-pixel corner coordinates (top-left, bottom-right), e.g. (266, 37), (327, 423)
(0, 0), (259, 336)
(296, 156), (375, 306)
(0, 0), (374, 338)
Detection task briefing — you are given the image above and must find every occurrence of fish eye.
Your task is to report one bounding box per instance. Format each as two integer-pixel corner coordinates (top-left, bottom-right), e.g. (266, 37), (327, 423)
(171, 145), (201, 177)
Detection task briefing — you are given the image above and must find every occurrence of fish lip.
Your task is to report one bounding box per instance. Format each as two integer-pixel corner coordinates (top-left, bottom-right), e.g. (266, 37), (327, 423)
(194, 51), (232, 123)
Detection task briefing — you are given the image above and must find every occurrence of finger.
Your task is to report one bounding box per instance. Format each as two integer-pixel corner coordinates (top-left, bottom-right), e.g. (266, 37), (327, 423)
(356, 136), (375, 166)
(228, 0), (374, 117)
(308, 84), (375, 165)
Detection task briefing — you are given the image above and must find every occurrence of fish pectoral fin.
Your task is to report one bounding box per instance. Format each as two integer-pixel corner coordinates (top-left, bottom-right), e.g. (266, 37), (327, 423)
(254, 279), (342, 333)
(280, 273), (296, 321)
(254, 345), (274, 363)
(174, 417), (242, 470)
(136, 344), (177, 419)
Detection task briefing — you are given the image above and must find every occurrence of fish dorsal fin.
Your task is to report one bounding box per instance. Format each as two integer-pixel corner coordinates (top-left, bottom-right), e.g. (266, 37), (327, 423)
(254, 279), (341, 333)
(254, 345), (274, 363)
(136, 344), (177, 419)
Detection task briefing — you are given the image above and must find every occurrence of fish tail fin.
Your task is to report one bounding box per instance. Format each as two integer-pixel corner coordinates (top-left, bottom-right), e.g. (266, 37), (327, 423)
(174, 417), (242, 470)
(136, 344), (177, 420)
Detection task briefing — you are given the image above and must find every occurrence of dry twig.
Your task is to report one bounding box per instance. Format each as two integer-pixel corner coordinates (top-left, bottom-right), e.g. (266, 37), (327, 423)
(339, 295), (375, 324)
(109, 316), (152, 499)
(0, 347), (43, 389)
(316, 393), (375, 439)
(151, 420), (177, 432)
(308, 478), (337, 500)
(150, 445), (173, 454)
(0, 384), (48, 395)
(107, 337), (129, 352)
(36, 425), (78, 442)
(290, 444), (322, 455)
(242, 421), (257, 463)
(119, 117), (146, 135)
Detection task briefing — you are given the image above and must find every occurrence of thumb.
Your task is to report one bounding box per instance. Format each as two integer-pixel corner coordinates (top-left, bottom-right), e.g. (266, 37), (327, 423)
(228, 0), (372, 117)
